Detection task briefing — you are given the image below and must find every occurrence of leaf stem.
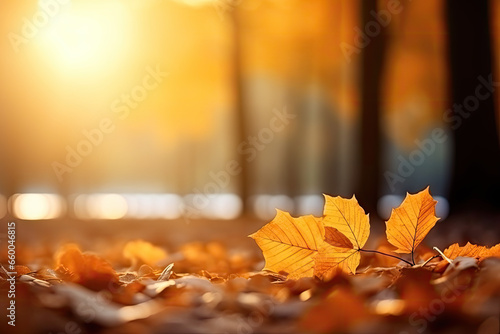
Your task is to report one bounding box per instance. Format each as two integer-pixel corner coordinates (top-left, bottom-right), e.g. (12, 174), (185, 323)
(421, 254), (440, 267)
(359, 249), (413, 266)
(433, 247), (452, 264)
(411, 251), (415, 266)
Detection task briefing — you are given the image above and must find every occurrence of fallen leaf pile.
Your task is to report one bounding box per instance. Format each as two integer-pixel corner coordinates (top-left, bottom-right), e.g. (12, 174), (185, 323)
(0, 187), (499, 334)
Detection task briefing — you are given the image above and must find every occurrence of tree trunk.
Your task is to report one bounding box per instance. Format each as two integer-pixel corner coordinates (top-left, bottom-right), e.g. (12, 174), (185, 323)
(446, 0), (500, 213)
(358, 0), (387, 215)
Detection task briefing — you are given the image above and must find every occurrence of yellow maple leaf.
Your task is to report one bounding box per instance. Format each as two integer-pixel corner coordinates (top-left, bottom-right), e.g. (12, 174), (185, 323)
(385, 187), (439, 258)
(313, 245), (361, 279)
(313, 196), (370, 279)
(322, 195), (370, 250)
(324, 226), (353, 248)
(249, 210), (325, 279)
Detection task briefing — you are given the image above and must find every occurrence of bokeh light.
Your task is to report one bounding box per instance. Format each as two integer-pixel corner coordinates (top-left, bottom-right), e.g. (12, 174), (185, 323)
(11, 193), (65, 220)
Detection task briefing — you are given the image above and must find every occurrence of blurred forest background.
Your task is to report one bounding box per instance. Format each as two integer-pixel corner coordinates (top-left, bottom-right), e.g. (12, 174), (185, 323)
(0, 0), (499, 226)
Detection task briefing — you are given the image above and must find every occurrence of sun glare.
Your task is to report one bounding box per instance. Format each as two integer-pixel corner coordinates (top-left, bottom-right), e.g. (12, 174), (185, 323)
(173, 0), (216, 7)
(37, 1), (132, 71)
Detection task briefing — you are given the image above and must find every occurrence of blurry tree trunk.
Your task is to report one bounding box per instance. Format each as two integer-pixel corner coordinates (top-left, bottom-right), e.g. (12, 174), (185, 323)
(357, 0), (387, 215)
(446, 0), (500, 213)
(231, 7), (248, 214)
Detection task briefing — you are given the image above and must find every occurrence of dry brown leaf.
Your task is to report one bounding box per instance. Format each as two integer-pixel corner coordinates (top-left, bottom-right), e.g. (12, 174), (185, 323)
(396, 267), (437, 313)
(249, 210), (325, 279)
(53, 283), (162, 326)
(14, 265), (32, 277)
(385, 187), (439, 255)
(137, 264), (156, 278)
(300, 286), (371, 333)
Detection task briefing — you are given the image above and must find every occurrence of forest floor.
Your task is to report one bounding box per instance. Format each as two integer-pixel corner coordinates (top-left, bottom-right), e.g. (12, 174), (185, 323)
(0, 213), (499, 334)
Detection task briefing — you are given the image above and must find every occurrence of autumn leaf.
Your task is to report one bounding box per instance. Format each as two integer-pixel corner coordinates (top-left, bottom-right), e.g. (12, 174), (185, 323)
(300, 286), (371, 333)
(444, 242), (487, 259)
(313, 196), (370, 279)
(14, 265), (31, 277)
(487, 244), (500, 257)
(385, 187), (439, 258)
(249, 210), (324, 279)
(443, 242), (500, 260)
(324, 226), (353, 248)
(322, 195), (370, 250)
(55, 243), (119, 290)
(123, 239), (168, 268)
(313, 245), (361, 279)
(396, 268), (437, 312)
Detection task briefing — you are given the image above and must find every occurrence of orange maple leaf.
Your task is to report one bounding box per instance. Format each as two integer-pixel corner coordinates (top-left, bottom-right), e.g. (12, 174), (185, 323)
(443, 242), (500, 260)
(313, 245), (361, 279)
(249, 210), (325, 279)
(322, 195), (370, 250)
(385, 187), (439, 260)
(487, 244), (500, 257)
(313, 195), (370, 279)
